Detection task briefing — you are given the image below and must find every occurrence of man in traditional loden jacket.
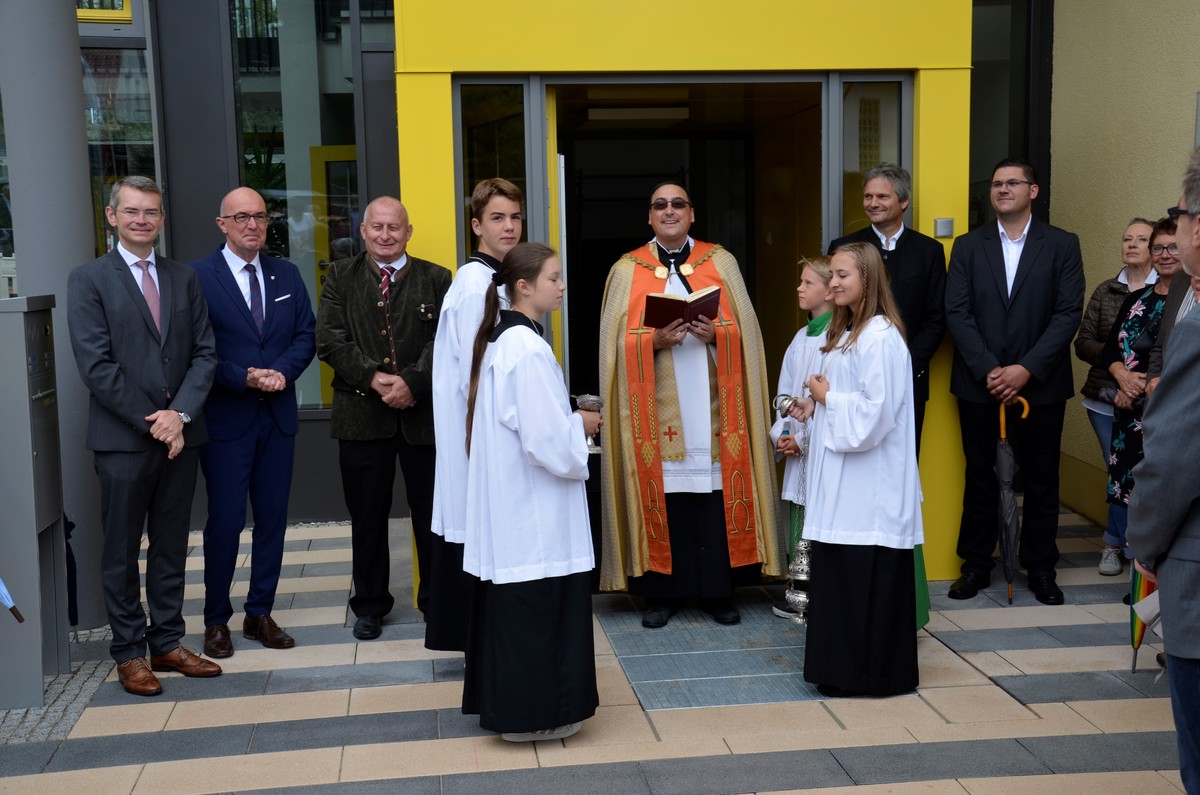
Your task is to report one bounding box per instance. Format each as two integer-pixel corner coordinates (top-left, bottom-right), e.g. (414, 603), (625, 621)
(598, 181), (784, 629)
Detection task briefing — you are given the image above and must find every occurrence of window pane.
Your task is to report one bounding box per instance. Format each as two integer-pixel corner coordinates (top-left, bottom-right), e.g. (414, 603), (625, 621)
(230, 0), (359, 409)
(841, 81), (902, 236)
(82, 48), (156, 256)
(460, 85), (527, 256)
(0, 91), (13, 296)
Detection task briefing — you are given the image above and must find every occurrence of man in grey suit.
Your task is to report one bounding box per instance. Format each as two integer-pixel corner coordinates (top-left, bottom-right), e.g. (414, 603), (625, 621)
(68, 176), (221, 696)
(1128, 149), (1200, 795)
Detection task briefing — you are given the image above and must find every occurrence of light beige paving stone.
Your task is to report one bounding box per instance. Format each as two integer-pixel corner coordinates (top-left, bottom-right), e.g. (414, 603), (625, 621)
(649, 701), (838, 742)
(280, 548), (354, 565)
(595, 654), (638, 706)
(1055, 567), (1118, 587)
(340, 736), (537, 780)
(133, 748), (342, 794)
(593, 615), (614, 655)
(723, 725), (918, 754)
(352, 638), (462, 665)
(1079, 602), (1131, 623)
(960, 770), (1183, 794)
(177, 574), (350, 602)
(158, 640), (356, 676)
(183, 605), (346, 637)
(920, 684), (1033, 724)
(996, 644), (1138, 675)
(823, 693), (946, 730)
(908, 701), (1099, 742)
(143, 553), (249, 574)
(560, 704), (656, 747)
(946, 605), (1104, 631)
(0, 765), (144, 794)
(535, 737), (730, 767)
(165, 689), (350, 730)
(1058, 512), (1088, 527)
(960, 651), (1023, 678)
(917, 636), (990, 687)
(924, 610), (963, 633)
(1157, 769), (1186, 791)
(764, 780), (969, 795)
(68, 702), (177, 739)
(348, 681), (463, 715)
(1065, 697), (1177, 733)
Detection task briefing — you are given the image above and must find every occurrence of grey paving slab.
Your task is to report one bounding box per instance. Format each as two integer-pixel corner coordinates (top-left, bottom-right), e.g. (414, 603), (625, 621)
(45, 724), (253, 771)
(283, 538), (313, 552)
(288, 590), (351, 609)
(633, 673), (820, 710)
(638, 749), (851, 795)
(832, 737), (1052, 784)
(0, 740), (59, 776)
(86, 670), (272, 707)
(930, 627), (1063, 653)
(254, 781), (441, 795)
(444, 761), (652, 794)
(992, 671), (1146, 704)
(621, 646), (806, 683)
(433, 657), (466, 682)
(265, 660), (434, 694)
(249, 710), (439, 754)
(1018, 730), (1178, 773)
(606, 621), (805, 657)
(306, 537), (353, 551)
(300, 562), (353, 577)
(435, 708), (496, 739)
(69, 639), (112, 663)
(1040, 620), (1131, 647)
(1112, 667), (1173, 697)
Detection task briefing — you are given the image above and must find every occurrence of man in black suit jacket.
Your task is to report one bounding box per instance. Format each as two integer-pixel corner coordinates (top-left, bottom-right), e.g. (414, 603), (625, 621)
(67, 176), (221, 696)
(192, 187), (316, 659)
(316, 197), (451, 641)
(944, 159), (1085, 605)
(829, 163), (945, 454)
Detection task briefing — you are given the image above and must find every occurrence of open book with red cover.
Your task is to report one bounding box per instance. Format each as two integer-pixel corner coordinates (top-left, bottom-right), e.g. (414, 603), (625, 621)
(641, 285), (721, 328)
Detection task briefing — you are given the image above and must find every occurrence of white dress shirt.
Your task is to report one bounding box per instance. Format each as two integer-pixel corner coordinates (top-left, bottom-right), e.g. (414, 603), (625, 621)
(998, 215), (1032, 295)
(221, 245), (266, 320)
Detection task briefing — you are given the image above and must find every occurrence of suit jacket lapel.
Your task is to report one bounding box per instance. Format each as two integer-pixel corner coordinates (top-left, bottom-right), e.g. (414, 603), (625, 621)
(981, 226), (1010, 307)
(261, 257), (279, 336)
(213, 252), (259, 334)
(1009, 220), (1044, 303)
(110, 250), (161, 342)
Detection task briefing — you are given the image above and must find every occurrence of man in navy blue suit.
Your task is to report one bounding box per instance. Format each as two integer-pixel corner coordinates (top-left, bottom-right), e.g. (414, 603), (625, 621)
(192, 187), (316, 658)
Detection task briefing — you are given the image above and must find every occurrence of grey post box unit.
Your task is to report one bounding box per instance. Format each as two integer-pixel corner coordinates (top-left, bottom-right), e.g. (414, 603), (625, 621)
(0, 295), (71, 708)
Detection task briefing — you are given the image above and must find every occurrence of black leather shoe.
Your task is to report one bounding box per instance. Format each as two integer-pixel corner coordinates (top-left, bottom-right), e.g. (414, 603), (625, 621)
(1028, 572), (1064, 605)
(948, 571), (990, 600)
(701, 601), (741, 625)
(641, 604), (677, 629)
(353, 615), (382, 640)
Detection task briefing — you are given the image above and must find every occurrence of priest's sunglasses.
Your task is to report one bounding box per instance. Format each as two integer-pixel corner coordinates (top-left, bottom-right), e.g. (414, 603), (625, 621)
(650, 198), (692, 211)
(220, 212), (270, 225)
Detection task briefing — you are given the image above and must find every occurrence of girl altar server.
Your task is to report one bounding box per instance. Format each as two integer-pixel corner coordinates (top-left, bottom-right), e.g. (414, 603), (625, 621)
(769, 256), (834, 621)
(461, 242), (602, 741)
(791, 241), (922, 697)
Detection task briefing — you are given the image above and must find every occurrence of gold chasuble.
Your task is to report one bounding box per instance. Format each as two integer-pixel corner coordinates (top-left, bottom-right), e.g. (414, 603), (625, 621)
(598, 241), (785, 592)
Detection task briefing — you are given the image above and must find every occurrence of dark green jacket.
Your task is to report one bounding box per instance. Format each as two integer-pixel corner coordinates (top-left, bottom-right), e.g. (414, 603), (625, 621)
(316, 251), (451, 443)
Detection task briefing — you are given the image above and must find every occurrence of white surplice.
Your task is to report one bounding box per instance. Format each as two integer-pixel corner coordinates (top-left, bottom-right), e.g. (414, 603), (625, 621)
(769, 324), (827, 506)
(802, 315), (923, 550)
(463, 323), (594, 584)
(430, 259), (508, 542)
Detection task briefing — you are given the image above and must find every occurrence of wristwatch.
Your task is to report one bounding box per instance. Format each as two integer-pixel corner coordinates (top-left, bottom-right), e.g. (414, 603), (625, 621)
(177, 411), (192, 425)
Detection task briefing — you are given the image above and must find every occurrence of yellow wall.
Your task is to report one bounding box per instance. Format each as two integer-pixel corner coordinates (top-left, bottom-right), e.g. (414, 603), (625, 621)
(1051, 0), (1200, 523)
(392, 1), (973, 579)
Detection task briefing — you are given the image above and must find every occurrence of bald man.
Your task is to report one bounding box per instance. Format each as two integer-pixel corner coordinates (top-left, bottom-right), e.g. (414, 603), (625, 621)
(192, 187), (316, 658)
(316, 197), (451, 640)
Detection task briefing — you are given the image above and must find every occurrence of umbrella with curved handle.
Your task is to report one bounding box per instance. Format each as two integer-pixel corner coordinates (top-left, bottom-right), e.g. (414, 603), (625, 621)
(997, 397), (1031, 605)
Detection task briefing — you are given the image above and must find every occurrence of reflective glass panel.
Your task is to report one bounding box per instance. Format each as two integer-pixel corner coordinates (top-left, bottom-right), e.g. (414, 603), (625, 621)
(840, 81), (902, 236)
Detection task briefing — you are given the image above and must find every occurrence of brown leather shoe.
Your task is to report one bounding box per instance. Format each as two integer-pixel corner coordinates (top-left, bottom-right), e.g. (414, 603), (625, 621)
(203, 624), (234, 658)
(150, 645), (222, 677)
(116, 657), (163, 697)
(243, 614), (295, 649)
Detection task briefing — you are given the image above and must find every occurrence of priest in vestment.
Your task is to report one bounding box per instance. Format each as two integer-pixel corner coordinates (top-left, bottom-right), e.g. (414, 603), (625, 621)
(598, 182), (785, 628)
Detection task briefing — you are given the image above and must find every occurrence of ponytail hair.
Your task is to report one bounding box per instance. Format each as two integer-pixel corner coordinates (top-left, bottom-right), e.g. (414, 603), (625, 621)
(465, 242), (558, 453)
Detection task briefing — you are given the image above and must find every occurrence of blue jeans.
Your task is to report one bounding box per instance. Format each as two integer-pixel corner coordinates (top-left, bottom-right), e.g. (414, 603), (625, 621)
(1086, 408), (1128, 550)
(1168, 654), (1200, 794)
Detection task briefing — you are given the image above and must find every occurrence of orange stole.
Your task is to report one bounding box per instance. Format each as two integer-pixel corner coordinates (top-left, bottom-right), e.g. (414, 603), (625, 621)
(622, 242), (760, 574)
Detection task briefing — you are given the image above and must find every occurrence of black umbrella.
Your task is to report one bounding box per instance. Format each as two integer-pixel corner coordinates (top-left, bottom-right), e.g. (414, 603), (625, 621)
(996, 397), (1030, 605)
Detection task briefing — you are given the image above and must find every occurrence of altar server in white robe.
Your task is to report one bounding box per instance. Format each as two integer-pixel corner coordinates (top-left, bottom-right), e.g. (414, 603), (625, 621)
(427, 178), (522, 651)
(461, 242), (601, 742)
(789, 241), (923, 697)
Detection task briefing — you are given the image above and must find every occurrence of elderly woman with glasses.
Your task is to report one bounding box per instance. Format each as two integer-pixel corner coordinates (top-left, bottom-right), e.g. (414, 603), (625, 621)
(1100, 215), (1181, 562)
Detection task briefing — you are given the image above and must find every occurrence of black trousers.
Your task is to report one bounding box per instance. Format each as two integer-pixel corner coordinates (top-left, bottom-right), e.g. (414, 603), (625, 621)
(956, 398), (1064, 577)
(94, 446), (198, 663)
(339, 430), (435, 617)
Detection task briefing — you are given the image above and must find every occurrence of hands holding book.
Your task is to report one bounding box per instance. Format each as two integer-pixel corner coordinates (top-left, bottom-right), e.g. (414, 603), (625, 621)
(653, 316), (716, 350)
